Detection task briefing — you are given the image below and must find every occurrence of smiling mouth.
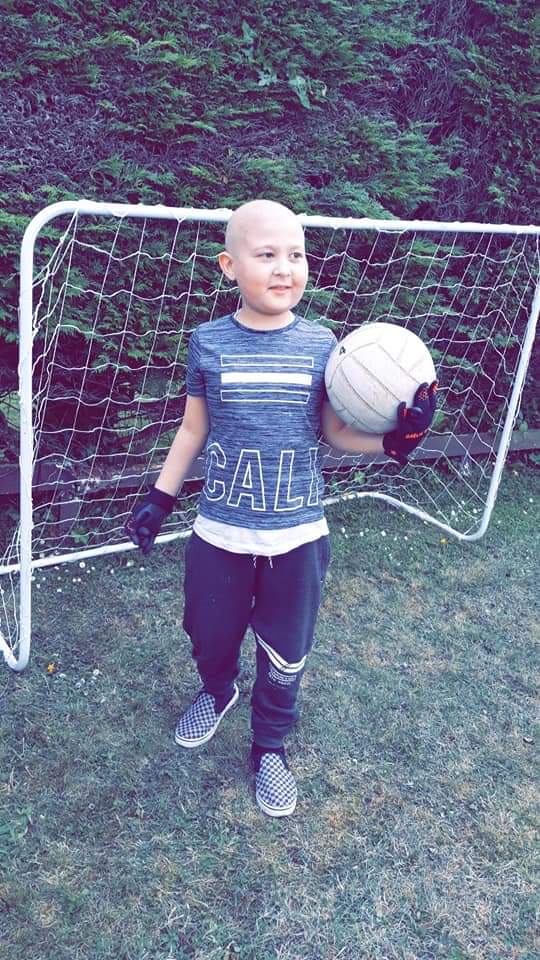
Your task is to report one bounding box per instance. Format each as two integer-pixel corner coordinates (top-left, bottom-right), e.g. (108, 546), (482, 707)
(270, 286), (291, 291)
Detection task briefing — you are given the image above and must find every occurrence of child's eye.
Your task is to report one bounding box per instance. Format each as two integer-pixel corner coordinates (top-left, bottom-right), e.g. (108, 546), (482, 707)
(291, 252), (304, 260)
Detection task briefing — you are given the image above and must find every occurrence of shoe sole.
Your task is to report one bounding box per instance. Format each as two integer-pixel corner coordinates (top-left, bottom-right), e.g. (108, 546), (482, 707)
(174, 684), (239, 748)
(256, 792), (297, 818)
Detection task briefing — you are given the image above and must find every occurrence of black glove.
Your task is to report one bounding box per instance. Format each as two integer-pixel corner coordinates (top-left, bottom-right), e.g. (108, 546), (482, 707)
(383, 381), (438, 466)
(125, 486), (176, 555)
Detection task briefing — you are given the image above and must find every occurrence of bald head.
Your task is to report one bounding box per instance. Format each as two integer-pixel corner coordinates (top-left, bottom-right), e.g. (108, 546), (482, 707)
(218, 199), (308, 324)
(225, 200), (304, 255)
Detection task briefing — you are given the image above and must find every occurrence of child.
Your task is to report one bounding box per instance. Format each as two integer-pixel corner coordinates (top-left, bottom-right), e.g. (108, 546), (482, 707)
(126, 200), (436, 818)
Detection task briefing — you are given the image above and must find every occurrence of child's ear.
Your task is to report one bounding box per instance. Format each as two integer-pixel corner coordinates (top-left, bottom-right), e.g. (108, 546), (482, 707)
(218, 250), (235, 281)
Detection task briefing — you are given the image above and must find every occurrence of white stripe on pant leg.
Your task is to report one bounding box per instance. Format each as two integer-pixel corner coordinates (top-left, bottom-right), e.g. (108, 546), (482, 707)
(254, 631), (307, 674)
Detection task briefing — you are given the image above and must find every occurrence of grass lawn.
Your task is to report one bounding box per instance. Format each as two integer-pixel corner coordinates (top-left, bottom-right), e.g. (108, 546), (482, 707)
(0, 466), (538, 960)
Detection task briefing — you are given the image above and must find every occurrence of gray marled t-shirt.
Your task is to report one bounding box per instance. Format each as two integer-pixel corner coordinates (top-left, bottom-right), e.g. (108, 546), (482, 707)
(186, 313), (337, 530)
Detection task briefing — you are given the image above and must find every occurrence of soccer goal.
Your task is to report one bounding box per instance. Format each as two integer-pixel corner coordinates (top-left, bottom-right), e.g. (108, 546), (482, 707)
(1, 200), (539, 671)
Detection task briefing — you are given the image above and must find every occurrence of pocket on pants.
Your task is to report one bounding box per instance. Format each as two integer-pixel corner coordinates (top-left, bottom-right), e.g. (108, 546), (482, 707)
(319, 534), (331, 583)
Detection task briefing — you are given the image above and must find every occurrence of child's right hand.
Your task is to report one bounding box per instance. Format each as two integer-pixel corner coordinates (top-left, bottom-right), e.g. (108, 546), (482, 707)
(125, 486), (176, 555)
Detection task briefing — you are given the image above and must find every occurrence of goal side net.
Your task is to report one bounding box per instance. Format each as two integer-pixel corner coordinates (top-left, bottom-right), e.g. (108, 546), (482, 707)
(1, 201), (539, 670)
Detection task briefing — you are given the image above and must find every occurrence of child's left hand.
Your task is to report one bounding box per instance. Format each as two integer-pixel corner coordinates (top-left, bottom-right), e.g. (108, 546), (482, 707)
(382, 381), (438, 466)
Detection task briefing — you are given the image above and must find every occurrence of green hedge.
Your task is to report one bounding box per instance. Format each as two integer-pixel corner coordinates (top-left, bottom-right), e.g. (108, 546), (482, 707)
(1, 0), (538, 461)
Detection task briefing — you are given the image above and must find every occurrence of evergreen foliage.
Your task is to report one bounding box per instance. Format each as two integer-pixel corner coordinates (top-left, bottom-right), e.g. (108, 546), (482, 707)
(0, 0), (538, 457)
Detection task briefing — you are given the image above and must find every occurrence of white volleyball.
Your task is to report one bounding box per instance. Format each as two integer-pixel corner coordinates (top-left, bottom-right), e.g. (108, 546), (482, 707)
(325, 322), (436, 434)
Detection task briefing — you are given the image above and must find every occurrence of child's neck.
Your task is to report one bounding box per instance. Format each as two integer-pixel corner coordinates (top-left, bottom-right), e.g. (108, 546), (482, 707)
(234, 308), (294, 331)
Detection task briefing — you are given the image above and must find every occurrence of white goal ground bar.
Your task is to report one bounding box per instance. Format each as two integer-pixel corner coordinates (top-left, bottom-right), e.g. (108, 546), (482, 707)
(5, 200), (540, 672)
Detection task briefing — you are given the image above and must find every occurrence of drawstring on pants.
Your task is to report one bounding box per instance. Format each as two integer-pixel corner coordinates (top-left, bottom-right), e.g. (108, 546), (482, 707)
(252, 555), (274, 569)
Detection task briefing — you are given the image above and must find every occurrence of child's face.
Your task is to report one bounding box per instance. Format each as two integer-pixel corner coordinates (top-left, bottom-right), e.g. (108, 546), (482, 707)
(219, 207), (308, 322)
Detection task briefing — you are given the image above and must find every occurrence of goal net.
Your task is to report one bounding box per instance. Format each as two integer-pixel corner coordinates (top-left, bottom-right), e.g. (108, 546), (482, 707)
(1, 201), (539, 670)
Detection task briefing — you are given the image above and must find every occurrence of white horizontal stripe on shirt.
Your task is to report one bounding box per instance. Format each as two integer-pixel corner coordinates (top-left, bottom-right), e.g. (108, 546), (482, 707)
(221, 354), (314, 368)
(220, 388), (309, 403)
(221, 371), (313, 385)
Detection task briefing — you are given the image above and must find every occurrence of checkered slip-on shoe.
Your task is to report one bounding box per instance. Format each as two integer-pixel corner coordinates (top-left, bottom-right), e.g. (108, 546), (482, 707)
(174, 684), (239, 748)
(251, 745), (297, 818)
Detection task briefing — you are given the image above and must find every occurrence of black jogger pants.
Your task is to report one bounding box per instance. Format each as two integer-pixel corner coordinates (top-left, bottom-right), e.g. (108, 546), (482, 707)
(182, 532), (330, 748)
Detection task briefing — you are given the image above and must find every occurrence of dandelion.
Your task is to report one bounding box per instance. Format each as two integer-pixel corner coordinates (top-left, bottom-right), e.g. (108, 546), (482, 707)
(46, 662), (57, 674)
(440, 537), (448, 545)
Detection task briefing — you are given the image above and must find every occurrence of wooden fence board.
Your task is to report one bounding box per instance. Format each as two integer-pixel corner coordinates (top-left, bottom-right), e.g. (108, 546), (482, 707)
(0, 429), (538, 498)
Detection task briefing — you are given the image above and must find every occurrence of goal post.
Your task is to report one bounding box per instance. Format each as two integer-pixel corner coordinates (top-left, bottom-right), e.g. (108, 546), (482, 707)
(1, 200), (539, 671)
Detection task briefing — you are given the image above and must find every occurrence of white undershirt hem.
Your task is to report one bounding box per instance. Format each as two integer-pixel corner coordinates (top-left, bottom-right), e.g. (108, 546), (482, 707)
(193, 514), (329, 556)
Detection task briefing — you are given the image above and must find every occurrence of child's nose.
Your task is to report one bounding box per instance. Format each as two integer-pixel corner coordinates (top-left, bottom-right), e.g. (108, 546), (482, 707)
(273, 258), (292, 275)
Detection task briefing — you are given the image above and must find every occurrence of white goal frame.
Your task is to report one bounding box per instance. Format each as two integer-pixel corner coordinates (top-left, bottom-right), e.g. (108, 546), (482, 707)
(2, 200), (539, 671)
